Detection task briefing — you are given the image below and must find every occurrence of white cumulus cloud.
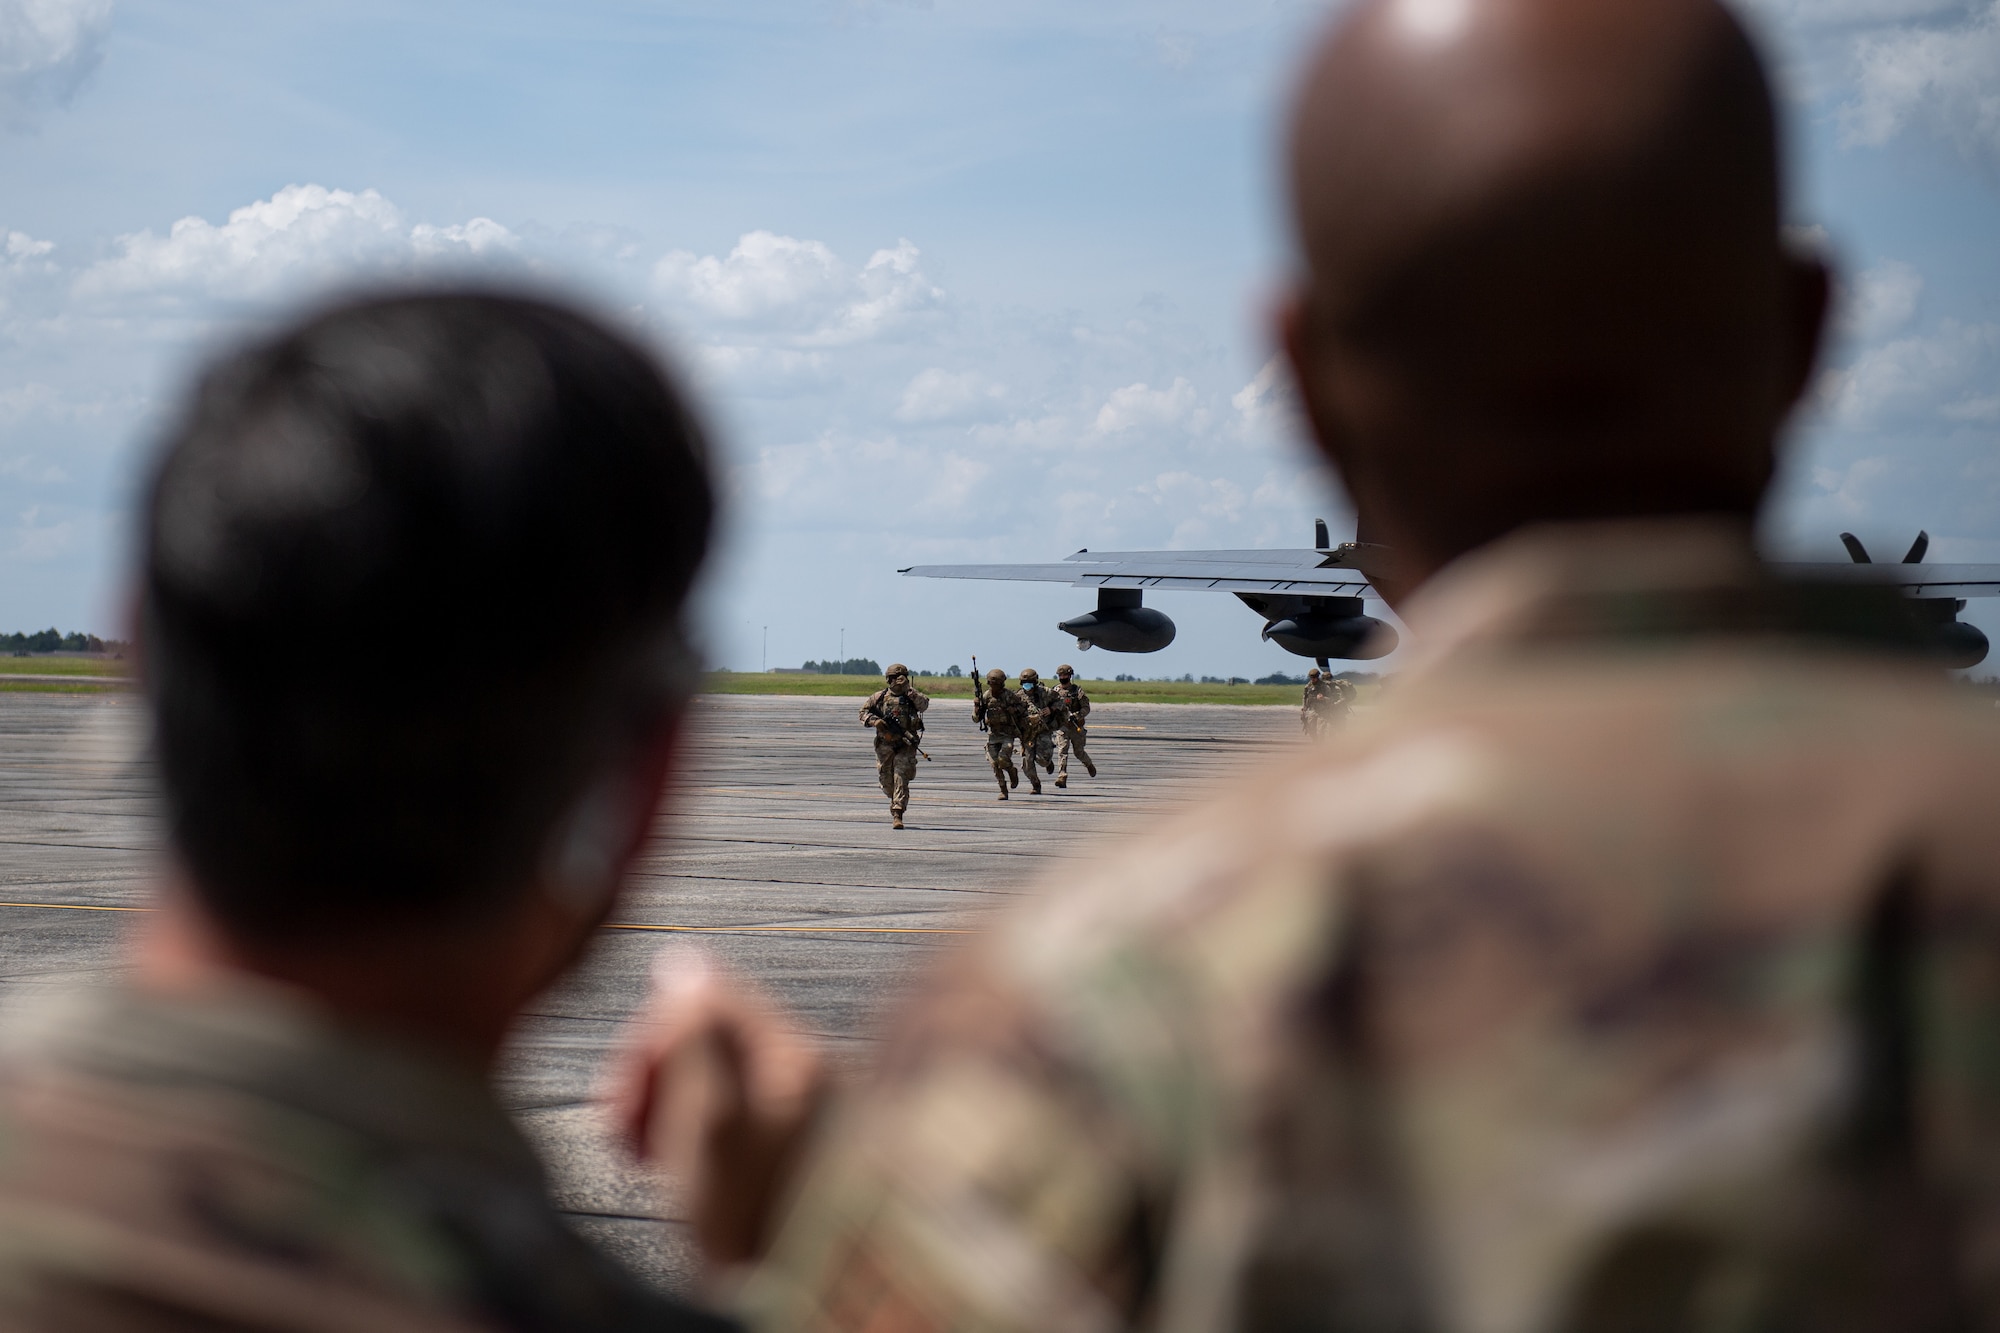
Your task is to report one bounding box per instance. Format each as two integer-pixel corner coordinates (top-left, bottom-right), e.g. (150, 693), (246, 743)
(1821, 318), (2000, 424)
(0, 0), (111, 129)
(1838, 258), (1925, 338)
(1095, 376), (1199, 434)
(1231, 355), (1305, 438)
(74, 184), (520, 308)
(654, 231), (941, 346)
(1843, 1), (2000, 167)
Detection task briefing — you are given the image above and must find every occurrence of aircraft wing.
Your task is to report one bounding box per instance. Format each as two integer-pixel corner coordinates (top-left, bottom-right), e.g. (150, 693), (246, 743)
(899, 548), (1376, 597)
(1772, 563), (2000, 597)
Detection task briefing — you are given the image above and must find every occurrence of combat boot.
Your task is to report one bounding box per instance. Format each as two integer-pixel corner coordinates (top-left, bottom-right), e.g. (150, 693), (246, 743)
(1029, 772), (1043, 795)
(1007, 764), (1019, 790)
(1055, 774), (1067, 789)
(1085, 758), (1097, 777)
(892, 813), (904, 829)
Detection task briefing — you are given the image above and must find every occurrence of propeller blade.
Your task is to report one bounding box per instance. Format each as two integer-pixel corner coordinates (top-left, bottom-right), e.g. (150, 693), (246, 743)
(1839, 532), (1872, 564)
(1314, 518), (1330, 549)
(1903, 530), (1930, 564)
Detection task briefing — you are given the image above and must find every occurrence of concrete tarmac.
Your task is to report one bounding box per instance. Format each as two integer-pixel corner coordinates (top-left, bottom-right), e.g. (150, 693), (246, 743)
(0, 691), (1297, 1292)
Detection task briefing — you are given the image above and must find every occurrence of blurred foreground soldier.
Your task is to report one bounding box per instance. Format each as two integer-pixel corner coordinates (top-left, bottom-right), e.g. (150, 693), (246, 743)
(0, 293), (734, 1332)
(1052, 663), (1096, 786)
(618, 0), (2000, 1328)
(1016, 667), (1059, 784)
(860, 665), (928, 829)
(971, 668), (1032, 798)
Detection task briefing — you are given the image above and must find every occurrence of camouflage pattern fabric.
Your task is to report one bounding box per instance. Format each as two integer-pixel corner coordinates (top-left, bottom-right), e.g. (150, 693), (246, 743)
(1055, 725), (1092, 779)
(975, 686), (1034, 795)
(873, 739), (919, 817)
(0, 983), (734, 1333)
(1019, 684), (1058, 775)
(738, 521), (2000, 1333)
(1300, 676), (1330, 735)
(861, 686), (930, 819)
(1054, 681), (1094, 778)
(972, 685), (1029, 740)
(859, 686), (929, 749)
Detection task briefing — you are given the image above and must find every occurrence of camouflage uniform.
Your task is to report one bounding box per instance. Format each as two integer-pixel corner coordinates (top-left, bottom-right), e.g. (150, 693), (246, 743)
(1302, 672), (1356, 739)
(738, 521), (2000, 1333)
(860, 665), (929, 829)
(1017, 671), (1059, 784)
(1300, 670), (1331, 736)
(1052, 667), (1096, 786)
(0, 981), (733, 1333)
(971, 672), (1034, 799)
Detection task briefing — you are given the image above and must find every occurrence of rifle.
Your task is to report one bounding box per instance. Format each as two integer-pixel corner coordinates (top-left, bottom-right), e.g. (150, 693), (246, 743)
(867, 698), (931, 760)
(971, 654), (987, 732)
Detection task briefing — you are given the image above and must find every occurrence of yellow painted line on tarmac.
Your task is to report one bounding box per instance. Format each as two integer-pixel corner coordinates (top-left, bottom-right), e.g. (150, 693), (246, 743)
(0, 900), (148, 913)
(0, 900), (969, 936)
(606, 921), (970, 936)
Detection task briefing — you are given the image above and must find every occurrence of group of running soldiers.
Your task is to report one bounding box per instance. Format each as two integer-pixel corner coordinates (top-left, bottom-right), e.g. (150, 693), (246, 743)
(858, 663), (1097, 828)
(1299, 666), (1357, 738)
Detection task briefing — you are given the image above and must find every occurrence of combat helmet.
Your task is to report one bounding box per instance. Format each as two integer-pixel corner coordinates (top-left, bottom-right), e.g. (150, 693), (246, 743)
(1056, 664), (1074, 678)
(1307, 668), (1322, 679)
(1019, 667), (1040, 683)
(884, 663), (909, 679)
(986, 668), (1007, 683)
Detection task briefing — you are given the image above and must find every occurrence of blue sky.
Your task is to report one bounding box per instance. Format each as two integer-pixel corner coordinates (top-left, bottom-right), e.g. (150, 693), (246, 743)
(1, 0), (1995, 677)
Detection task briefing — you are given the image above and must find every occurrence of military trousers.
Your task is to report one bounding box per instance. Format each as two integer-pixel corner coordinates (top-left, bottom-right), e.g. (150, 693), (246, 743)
(984, 734), (1021, 791)
(1057, 724), (1093, 777)
(875, 737), (919, 815)
(1026, 729), (1056, 774)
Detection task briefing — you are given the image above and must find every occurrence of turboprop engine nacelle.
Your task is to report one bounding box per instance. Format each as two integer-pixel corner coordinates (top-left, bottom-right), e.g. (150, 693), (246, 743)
(1911, 596), (1991, 669)
(1059, 588), (1177, 653)
(1241, 593), (1396, 661)
(1262, 612), (1397, 661)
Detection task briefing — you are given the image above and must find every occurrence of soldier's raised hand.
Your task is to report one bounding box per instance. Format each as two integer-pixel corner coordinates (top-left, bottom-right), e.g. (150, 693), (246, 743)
(603, 944), (828, 1276)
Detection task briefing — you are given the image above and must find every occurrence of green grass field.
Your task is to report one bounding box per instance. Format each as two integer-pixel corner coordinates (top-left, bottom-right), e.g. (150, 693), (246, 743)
(703, 671), (1315, 706)
(0, 654), (128, 677)
(0, 655), (129, 691)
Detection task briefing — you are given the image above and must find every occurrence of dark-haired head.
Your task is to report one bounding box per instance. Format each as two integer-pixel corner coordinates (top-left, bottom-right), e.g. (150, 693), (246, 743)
(142, 290), (714, 944)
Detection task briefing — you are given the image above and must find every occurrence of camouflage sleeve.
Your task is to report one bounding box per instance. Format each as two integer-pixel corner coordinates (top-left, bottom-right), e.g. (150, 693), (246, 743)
(739, 817), (1361, 1333)
(738, 958), (1158, 1333)
(858, 691), (884, 727)
(910, 689), (930, 713)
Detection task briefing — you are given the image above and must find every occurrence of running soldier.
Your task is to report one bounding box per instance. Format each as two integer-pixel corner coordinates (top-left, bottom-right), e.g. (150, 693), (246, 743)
(1302, 668), (1357, 738)
(859, 664), (928, 829)
(1017, 668), (1059, 785)
(1052, 664), (1096, 787)
(1300, 667), (1331, 736)
(971, 668), (1034, 798)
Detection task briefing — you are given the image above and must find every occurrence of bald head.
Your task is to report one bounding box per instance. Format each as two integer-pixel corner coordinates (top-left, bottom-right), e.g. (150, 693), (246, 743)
(1281, 0), (1828, 603)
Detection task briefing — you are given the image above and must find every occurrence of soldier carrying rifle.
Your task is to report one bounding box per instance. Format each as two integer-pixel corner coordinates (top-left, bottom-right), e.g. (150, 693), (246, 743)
(860, 664), (929, 828)
(1052, 663), (1097, 786)
(971, 667), (1034, 799)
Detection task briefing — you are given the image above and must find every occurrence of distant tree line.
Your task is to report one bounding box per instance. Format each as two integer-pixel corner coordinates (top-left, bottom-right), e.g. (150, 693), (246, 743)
(1256, 670), (1382, 686)
(1104, 669), (1387, 686)
(3, 629), (125, 656)
(800, 658), (883, 676)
